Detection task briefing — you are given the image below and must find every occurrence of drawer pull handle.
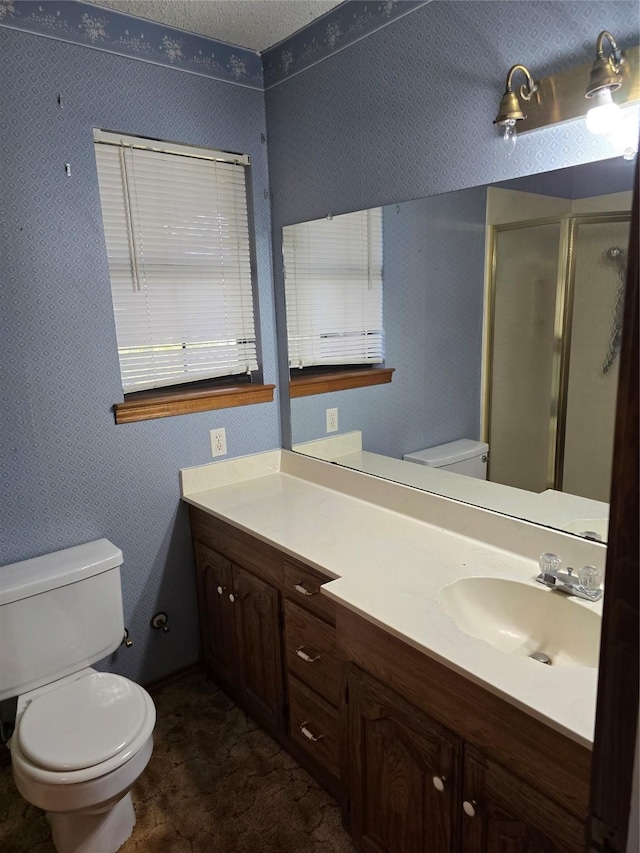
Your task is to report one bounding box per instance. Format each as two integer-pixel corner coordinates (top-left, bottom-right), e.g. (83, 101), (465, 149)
(294, 583), (317, 597)
(462, 800), (477, 818)
(432, 775), (446, 792)
(300, 721), (324, 742)
(296, 646), (320, 663)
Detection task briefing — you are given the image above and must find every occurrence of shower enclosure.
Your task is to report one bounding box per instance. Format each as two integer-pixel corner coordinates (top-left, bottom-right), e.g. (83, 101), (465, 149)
(485, 212), (630, 502)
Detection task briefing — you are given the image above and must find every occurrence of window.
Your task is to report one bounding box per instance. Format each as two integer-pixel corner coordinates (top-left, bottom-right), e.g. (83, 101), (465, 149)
(283, 208), (384, 369)
(94, 130), (272, 422)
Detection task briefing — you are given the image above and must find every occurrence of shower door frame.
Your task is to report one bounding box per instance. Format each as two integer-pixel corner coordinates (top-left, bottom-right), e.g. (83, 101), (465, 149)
(482, 210), (631, 493)
(554, 212), (632, 493)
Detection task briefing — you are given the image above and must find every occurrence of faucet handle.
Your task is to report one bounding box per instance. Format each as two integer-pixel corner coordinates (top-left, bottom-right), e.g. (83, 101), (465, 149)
(538, 554), (562, 578)
(577, 565), (604, 592)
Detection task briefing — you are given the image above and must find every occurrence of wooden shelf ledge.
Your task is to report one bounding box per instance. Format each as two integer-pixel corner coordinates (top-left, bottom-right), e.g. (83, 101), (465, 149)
(114, 383), (275, 424)
(289, 367), (394, 399)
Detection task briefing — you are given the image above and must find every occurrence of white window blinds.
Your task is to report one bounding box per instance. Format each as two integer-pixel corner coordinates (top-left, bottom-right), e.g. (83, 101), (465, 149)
(283, 208), (384, 368)
(94, 133), (258, 393)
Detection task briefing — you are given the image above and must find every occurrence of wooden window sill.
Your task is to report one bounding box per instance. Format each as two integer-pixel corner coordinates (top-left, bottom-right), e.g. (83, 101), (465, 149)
(289, 367), (394, 399)
(114, 383), (275, 424)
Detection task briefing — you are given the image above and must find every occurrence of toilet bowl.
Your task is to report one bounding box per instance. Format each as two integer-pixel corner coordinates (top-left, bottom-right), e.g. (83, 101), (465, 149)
(9, 669), (156, 853)
(0, 540), (157, 853)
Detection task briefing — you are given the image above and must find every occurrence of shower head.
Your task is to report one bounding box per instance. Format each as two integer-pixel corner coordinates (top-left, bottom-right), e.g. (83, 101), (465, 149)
(605, 246), (625, 261)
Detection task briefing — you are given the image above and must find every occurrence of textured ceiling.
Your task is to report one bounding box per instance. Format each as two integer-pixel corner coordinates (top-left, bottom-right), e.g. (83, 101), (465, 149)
(84, 0), (343, 52)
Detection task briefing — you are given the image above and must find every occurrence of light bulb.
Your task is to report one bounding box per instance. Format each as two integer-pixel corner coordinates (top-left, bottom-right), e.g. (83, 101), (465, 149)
(586, 88), (621, 135)
(501, 119), (517, 153)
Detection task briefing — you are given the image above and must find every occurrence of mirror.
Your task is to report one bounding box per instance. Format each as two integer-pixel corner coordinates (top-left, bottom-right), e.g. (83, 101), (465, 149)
(283, 157), (635, 544)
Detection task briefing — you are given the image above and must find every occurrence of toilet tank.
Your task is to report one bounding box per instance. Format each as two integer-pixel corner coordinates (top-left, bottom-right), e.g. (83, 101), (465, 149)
(403, 439), (489, 479)
(0, 540), (124, 701)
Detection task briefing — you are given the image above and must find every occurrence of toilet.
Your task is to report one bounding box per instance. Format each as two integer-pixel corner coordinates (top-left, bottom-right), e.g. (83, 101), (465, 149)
(403, 438), (489, 479)
(0, 540), (156, 853)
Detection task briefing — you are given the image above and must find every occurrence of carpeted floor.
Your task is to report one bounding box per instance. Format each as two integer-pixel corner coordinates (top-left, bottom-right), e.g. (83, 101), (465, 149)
(0, 671), (356, 852)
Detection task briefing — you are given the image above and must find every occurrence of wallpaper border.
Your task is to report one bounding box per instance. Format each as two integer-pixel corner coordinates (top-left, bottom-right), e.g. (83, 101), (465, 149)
(0, 1), (432, 90)
(0, 0), (264, 88)
(262, 1), (430, 89)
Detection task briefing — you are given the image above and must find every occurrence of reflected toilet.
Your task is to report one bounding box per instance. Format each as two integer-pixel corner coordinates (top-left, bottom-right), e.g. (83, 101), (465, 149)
(403, 438), (489, 479)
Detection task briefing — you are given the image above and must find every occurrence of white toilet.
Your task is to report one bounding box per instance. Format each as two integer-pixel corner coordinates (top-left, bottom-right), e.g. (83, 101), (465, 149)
(403, 438), (489, 479)
(0, 540), (156, 853)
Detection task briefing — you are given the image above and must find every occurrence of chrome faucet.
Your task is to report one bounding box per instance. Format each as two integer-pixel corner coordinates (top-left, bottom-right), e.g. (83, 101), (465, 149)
(536, 553), (603, 602)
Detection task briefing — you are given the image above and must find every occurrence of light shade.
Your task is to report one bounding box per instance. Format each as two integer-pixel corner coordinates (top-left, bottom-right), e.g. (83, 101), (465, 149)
(585, 55), (623, 99)
(493, 64), (537, 128)
(494, 89), (526, 125)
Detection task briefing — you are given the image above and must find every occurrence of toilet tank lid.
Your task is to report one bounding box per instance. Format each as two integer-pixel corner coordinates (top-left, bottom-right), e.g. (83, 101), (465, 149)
(404, 439), (489, 467)
(0, 539), (123, 607)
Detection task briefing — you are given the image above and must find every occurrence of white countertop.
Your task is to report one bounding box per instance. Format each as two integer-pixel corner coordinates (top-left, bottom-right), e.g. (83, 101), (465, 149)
(180, 450), (605, 749)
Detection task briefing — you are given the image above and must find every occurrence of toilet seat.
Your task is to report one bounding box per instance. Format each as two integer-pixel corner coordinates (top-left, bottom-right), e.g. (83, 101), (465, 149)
(18, 672), (148, 772)
(12, 672), (156, 786)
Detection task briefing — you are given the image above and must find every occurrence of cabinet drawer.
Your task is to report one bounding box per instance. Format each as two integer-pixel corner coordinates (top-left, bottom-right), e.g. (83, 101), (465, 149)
(288, 675), (340, 779)
(190, 507), (283, 586)
(284, 600), (340, 707)
(283, 558), (336, 624)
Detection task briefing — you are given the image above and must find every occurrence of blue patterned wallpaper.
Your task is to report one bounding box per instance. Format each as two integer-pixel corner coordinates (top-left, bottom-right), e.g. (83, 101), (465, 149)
(267, 0), (640, 449)
(0, 27), (278, 685)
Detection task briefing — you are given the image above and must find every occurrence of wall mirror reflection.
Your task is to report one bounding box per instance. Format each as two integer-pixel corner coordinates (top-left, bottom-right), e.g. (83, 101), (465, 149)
(283, 156), (635, 544)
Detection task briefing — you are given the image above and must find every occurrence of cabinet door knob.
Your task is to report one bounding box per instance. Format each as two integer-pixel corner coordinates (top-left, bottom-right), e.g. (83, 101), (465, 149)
(432, 775), (446, 792)
(300, 721), (324, 742)
(463, 800), (477, 818)
(217, 585), (225, 595)
(296, 646), (320, 663)
(229, 593), (235, 603)
(294, 583), (317, 597)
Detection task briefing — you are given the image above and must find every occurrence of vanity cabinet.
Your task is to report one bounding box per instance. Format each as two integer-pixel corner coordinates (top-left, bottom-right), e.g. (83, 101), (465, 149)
(188, 506), (591, 853)
(231, 562), (284, 729)
(347, 666), (459, 853)
(189, 507), (340, 788)
(282, 557), (342, 794)
(460, 747), (585, 853)
(339, 608), (591, 853)
(347, 667), (586, 853)
(191, 514), (286, 733)
(193, 541), (237, 686)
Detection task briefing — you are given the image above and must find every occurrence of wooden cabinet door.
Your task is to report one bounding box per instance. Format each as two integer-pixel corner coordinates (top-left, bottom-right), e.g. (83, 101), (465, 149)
(193, 541), (237, 686)
(460, 747), (586, 853)
(348, 667), (459, 853)
(233, 563), (285, 731)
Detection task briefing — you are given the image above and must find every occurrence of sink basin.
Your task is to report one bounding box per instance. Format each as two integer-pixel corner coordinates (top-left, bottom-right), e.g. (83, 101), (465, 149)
(440, 577), (601, 668)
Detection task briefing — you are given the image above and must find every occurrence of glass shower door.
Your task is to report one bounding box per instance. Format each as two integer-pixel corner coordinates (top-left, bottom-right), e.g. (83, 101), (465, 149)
(560, 216), (630, 502)
(487, 221), (563, 492)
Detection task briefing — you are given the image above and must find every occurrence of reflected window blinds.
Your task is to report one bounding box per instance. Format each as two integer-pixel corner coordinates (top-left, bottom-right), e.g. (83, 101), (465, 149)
(283, 208), (384, 368)
(94, 133), (258, 393)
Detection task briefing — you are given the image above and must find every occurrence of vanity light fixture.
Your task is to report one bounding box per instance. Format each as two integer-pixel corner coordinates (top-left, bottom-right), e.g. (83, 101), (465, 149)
(584, 30), (625, 135)
(493, 64), (538, 150)
(493, 33), (638, 156)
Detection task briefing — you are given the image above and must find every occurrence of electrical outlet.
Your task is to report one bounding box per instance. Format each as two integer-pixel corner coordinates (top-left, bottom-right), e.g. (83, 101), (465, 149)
(326, 407), (338, 433)
(210, 427), (227, 457)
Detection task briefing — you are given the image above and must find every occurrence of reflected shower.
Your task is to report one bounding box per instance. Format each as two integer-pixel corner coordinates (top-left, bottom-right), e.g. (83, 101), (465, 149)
(602, 245), (627, 375)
